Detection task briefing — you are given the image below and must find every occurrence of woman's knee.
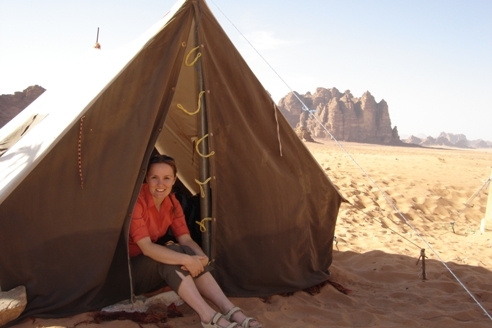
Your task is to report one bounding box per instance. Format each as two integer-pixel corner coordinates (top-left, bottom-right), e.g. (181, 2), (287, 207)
(165, 243), (195, 256)
(176, 270), (187, 281)
(180, 245), (196, 256)
(156, 262), (189, 288)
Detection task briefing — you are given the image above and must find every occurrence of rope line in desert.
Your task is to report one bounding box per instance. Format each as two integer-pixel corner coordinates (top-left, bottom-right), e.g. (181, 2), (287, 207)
(210, 0), (491, 320)
(452, 176), (491, 226)
(348, 203), (424, 250)
(301, 102), (492, 321)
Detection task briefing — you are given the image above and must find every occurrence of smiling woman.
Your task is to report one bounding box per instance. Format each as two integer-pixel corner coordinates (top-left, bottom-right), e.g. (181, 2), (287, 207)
(128, 154), (262, 328)
(145, 155), (178, 210)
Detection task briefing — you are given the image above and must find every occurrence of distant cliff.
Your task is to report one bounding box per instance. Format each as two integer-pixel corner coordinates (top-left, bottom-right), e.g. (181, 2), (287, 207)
(403, 132), (492, 149)
(278, 87), (401, 145)
(0, 85), (45, 129)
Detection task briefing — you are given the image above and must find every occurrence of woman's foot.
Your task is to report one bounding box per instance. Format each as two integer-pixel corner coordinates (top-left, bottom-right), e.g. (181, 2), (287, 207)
(201, 312), (238, 328)
(223, 307), (262, 327)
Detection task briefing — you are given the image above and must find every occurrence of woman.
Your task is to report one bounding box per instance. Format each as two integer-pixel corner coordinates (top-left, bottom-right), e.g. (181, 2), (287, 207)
(129, 155), (261, 328)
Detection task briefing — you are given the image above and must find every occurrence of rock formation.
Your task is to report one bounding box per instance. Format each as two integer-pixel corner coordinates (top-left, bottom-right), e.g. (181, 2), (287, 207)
(404, 132), (491, 149)
(470, 139), (491, 148)
(404, 135), (423, 145)
(438, 132), (467, 145)
(278, 87), (400, 145)
(0, 85), (45, 129)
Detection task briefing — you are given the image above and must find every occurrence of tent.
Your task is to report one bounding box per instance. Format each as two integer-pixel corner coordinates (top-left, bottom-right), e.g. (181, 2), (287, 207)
(0, 0), (343, 320)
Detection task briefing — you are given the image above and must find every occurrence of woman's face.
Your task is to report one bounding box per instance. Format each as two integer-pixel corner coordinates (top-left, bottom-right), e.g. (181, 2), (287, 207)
(146, 162), (176, 201)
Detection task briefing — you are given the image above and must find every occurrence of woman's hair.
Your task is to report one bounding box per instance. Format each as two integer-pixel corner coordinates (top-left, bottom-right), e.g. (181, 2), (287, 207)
(147, 154), (177, 176)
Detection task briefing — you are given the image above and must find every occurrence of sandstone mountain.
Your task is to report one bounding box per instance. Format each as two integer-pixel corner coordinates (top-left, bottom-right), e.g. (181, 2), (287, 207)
(277, 87), (401, 145)
(0, 85), (45, 129)
(438, 132), (467, 144)
(404, 132), (491, 149)
(2, 86), (490, 149)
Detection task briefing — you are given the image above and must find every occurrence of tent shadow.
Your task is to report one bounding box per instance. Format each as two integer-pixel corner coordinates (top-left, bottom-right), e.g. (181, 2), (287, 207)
(8, 248), (492, 328)
(0, 143), (42, 179)
(320, 249), (492, 326)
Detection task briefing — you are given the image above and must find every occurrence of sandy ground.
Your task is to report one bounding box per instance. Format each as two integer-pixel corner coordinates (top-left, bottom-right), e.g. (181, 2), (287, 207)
(13, 140), (492, 327)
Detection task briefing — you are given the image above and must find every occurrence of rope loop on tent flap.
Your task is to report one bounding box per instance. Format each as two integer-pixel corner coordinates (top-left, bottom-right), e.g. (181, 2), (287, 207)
(177, 91), (205, 115)
(196, 134), (215, 158)
(78, 115), (86, 189)
(195, 177), (211, 198)
(273, 102), (283, 156)
(184, 46), (202, 67)
(195, 217), (212, 232)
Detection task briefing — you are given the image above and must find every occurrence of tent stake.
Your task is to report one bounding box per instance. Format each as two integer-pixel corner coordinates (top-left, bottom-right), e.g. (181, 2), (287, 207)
(416, 249), (427, 281)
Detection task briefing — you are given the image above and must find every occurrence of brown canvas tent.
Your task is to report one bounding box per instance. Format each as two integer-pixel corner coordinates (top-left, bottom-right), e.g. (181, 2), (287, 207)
(0, 0), (342, 321)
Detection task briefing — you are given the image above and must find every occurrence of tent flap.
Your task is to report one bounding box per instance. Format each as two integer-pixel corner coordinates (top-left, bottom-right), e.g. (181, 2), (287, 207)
(0, 0), (342, 321)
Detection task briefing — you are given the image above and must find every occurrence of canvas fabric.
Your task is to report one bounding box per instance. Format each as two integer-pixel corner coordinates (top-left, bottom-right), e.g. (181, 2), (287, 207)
(0, 0), (342, 321)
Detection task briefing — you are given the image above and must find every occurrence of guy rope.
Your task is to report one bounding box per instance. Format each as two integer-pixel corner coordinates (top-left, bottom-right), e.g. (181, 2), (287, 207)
(209, 0), (492, 320)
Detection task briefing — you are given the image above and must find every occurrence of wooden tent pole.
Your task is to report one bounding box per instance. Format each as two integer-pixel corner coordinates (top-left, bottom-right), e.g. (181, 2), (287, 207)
(194, 3), (212, 258)
(484, 169), (492, 231)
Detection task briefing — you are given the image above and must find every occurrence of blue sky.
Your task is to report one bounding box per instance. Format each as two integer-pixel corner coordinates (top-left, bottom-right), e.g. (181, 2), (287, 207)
(1, 0), (491, 140)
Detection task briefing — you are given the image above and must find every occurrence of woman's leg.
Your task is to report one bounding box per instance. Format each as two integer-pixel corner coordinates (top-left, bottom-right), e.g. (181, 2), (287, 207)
(131, 254), (170, 295)
(132, 247), (230, 326)
(193, 272), (234, 312)
(176, 271), (232, 326)
(194, 272), (260, 327)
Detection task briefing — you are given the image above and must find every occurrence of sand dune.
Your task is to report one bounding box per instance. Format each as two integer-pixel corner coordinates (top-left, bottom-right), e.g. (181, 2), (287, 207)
(13, 140), (492, 327)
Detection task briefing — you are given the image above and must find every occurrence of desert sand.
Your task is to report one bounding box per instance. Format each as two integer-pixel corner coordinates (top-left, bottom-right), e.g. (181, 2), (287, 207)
(13, 140), (492, 327)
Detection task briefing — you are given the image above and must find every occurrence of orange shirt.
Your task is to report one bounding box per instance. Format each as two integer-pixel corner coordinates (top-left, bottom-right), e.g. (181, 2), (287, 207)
(129, 184), (190, 257)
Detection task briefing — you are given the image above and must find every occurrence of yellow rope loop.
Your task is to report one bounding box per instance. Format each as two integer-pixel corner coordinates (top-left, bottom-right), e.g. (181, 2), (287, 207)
(184, 46), (202, 67)
(195, 134), (215, 158)
(195, 177), (212, 198)
(176, 91), (205, 116)
(195, 217), (212, 232)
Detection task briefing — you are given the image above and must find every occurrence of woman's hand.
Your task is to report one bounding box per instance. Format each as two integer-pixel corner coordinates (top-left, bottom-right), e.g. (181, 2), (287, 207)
(137, 237), (206, 277)
(176, 234), (209, 273)
(181, 255), (207, 277)
(199, 255), (209, 267)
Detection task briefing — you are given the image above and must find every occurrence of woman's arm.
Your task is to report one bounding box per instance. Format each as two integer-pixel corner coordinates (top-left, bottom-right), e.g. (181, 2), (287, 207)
(177, 234), (209, 267)
(136, 236), (206, 277)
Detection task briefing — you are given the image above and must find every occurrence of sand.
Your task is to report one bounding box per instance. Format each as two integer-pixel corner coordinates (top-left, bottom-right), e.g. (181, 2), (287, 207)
(13, 140), (492, 327)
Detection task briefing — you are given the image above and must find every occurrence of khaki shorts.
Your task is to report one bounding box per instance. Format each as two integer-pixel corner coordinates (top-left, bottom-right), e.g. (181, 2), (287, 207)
(130, 243), (213, 295)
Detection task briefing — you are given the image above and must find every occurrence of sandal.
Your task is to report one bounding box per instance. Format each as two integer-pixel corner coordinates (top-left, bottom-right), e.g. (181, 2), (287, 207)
(201, 312), (239, 328)
(223, 307), (262, 328)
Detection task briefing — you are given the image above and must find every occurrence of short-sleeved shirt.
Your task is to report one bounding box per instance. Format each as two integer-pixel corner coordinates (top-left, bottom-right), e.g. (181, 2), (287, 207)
(129, 184), (190, 257)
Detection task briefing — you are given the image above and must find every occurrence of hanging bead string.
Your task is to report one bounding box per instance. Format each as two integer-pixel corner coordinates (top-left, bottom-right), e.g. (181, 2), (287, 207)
(78, 116), (85, 188)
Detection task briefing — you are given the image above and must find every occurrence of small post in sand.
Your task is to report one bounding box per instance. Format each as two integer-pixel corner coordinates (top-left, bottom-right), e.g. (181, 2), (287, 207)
(483, 169), (492, 232)
(416, 249), (426, 281)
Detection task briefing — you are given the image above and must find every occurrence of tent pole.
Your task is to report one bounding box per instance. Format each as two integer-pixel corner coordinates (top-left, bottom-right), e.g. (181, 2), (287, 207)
(194, 5), (212, 259)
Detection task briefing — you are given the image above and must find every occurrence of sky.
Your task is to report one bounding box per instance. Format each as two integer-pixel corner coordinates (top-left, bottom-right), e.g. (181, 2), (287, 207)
(1, 0), (491, 141)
